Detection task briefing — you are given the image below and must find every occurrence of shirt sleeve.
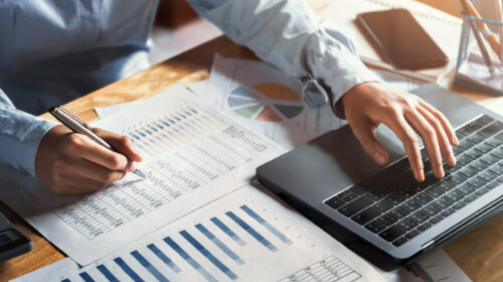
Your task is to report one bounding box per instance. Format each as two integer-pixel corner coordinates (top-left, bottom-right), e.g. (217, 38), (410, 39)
(0, 88), (57, 176)
(186, 0), (382, 114)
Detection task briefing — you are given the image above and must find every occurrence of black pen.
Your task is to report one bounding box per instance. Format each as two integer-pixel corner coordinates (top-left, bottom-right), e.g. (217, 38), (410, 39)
(49, 106), (146, 179)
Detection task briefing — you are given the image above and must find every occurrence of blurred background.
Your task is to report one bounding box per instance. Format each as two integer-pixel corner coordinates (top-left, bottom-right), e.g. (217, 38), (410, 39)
(148, 0), (464, 65)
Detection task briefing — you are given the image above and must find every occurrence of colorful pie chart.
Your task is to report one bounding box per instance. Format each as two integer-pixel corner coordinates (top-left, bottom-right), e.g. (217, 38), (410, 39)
(228, 83), (303, 122)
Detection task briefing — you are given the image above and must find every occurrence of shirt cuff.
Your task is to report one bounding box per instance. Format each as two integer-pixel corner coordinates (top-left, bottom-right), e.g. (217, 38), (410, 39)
(305, 19), (383, 118)
(0, 115), (57, 176)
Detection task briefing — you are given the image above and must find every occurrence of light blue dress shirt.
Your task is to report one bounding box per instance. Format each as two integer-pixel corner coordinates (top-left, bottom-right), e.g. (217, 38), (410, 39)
(0, 0), (379, 176)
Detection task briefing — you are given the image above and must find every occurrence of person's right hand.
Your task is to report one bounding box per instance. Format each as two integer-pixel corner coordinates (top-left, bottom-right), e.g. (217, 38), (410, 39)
(35, 125), (143, 195)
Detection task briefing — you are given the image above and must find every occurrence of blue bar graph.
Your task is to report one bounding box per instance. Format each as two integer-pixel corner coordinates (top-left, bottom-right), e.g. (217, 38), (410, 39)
(78, 272), (95, 282)
(241, 205), (292, 245)
(164, 236), (217, 282)
(114, 257), (144, 282)
(147, 243), (181, 273)
(180, 230), (238, 280)
(226, 211), (278, 252)
(96, 264), (119, 282)
(195, 224), (244, 265)
(131, 250), (170, 282)
(211, 217), (246, 246)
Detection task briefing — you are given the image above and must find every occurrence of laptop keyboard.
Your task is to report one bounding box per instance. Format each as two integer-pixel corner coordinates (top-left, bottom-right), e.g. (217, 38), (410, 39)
(324, 115), (503, 247)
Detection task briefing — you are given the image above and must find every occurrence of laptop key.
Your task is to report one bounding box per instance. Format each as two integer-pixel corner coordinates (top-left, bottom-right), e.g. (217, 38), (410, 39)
(481, 154), (500, 165)
(496, 132), (503, 141)
(365, 220), (386, 234)
(499, 176), (503, 183)
(478, 121), (502, 138)
(414, 193), (433, 205)
(422, 203), (442, 216)
(489, 164), (503, 175)
(464, 149), (484, 160)
(429, 215), (444, 224)
(470, 160), (488, 171)
(467, 134), (484, 144)
(385, 193), (407, 206)
(459, 167), (477, 178)
(435, 196), (453, 209)
(377, 214), (399, 226)
(475, 188), (490, 196)
(418, 222), (432, 232)
(446, 190), (464, 202)
(405, 230), (421, 240)
(475, 143), (493, 154)
(441, 208), (455, 217)
(374, 200), (394, 212)
(426, 185), (446, 197)
(468, 177), (487, 188)
(464, 194), (479, 203)
(398, 218), (418, 231)
(450, 173), (468, 184)
(491, 149), (503, 158)
(379, 225), (406, 242)
(393, 237), (408, 247)
(390, 207), (410, 219)
(402, 199), (422, 212)
(487, 180), (501, 190)
(438, 180), (457, 191)
(457, 183), (476, 195)
(485, 137), (503, 148)
(452, 201), (467, 210)
(410, 211), (430, 224)
(325, 196), (346, 210)
(479, 170), (498, 182)
(352, 207), (381, 225)
(338, 196), (374, 217)
(456, 155), (472, 166)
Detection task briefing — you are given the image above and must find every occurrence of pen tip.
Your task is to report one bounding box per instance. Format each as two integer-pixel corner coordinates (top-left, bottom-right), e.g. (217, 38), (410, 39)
(133, 170), (146, 179)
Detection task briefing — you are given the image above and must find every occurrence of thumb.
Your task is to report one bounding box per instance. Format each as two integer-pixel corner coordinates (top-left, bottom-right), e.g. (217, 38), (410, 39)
(350, 118), (388, 165)
(93, 128), (143, 163)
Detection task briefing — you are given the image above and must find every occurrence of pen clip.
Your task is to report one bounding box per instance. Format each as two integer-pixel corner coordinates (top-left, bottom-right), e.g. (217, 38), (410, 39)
(59, 106), (91, 129)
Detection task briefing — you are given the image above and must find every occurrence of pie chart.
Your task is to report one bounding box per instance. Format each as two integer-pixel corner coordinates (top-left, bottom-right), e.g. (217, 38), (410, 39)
(228, 83), (303, 122)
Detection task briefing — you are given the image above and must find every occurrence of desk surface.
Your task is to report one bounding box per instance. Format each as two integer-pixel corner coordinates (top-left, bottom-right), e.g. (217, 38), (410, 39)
(1, 0), (503, 281)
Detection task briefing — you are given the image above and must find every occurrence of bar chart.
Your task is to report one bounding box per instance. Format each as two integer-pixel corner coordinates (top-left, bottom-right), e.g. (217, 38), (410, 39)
(15, 186), (377, 282)
(57, 205), (300, 282)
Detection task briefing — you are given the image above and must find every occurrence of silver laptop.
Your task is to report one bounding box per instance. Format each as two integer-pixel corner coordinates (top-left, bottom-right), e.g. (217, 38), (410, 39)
(256, 83), (503, 262)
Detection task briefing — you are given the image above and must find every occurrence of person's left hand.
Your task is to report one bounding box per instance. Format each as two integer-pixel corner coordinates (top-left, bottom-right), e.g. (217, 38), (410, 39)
(341, 82), (458, 182)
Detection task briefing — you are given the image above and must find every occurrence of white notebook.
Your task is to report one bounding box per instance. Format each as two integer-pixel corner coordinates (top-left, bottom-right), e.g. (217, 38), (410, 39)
(316, 0), (463, 82)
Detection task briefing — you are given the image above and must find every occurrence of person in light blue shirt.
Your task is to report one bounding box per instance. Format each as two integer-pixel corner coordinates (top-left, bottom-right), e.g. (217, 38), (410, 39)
(0, 0), (458, 195)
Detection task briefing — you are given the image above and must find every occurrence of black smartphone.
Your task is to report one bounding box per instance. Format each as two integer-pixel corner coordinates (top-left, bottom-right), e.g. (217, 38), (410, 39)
(357, 9), (448, 70)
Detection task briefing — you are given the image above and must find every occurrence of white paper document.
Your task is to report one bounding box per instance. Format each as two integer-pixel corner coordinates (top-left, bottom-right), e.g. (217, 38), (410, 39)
(0, 85), (284, 265)
(13, 185), (386, 282)
(203, 55), (422, 149)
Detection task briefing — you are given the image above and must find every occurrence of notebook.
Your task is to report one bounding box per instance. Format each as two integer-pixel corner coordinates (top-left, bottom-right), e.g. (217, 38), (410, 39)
(316, 0), (463, 82)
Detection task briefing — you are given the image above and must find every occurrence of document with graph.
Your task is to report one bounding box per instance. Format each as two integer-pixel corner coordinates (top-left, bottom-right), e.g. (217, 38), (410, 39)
(0, 85), (285, 265)
(13, 185), (386, 282)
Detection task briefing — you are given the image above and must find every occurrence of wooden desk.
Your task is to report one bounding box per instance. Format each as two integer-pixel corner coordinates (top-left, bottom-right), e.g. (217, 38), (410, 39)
(1, 0), (503, 281)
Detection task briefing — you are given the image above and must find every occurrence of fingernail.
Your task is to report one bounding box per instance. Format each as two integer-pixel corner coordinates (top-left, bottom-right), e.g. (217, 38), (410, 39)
(127, 162), (136, 172)
(452, 135), (459, 146)
(437, 167), (445, 178)
(374, 151), (386, 165)
(417, 169), (425, 182)
(449, 153), (457, 166)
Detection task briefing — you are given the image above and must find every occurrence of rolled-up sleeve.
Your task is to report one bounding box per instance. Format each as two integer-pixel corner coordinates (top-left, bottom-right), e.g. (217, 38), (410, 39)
(0, 89), (57, 176)
(186, 0), (381, 113)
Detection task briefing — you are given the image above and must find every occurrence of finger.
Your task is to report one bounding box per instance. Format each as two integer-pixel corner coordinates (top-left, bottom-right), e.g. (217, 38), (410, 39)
(93, 128), (143, 162)
(350, 116), (388, 165)
(382, 114), (425, 181)
(68, 134), (129, 171)
(418, 99), (458, 146)
(404, 110), (444, 178)
(417, 106), (456, 167)
(73, 159), (127, 184)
